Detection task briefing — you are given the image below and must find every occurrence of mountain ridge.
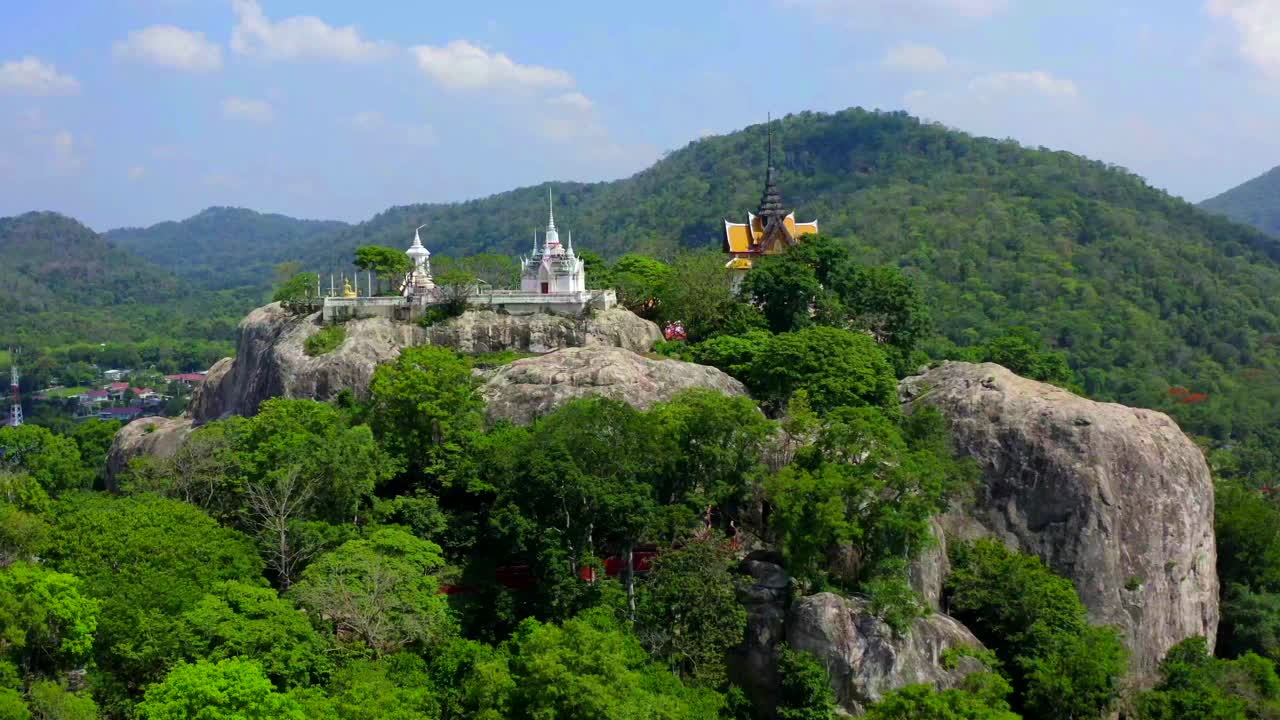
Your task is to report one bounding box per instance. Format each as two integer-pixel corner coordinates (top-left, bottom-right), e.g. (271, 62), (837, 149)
(104, 206), (349, 291)
(1200, 164), (1280, 237)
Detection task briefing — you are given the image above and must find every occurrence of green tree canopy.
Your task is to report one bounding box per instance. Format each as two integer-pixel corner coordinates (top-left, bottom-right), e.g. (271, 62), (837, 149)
(41, 493), (263, 710)
(946, 539), (1126, 719)
(183, 581), (333, 690)
(136, 658), (305, 720)
(504, 611), (725, 720)
(0, 425), (86, 496)
(354, 245), (413, 295)
(634, 537), (746, 687)
(748, 327), (898, 414)
(0, 562), (98, 676)
(1134, 636), (1280, 720)
(272, 272), (321, 314)
(368, 346), (484, 487)
(291, 526), (453, 655)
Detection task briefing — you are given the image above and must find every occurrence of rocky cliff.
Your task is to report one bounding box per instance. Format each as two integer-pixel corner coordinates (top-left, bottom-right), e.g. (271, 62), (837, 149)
(900, 361), (1219, 679)
(479, 346), (748, 425)
(426, 308), (660, 354)
(788, 593), (987, 713)
(108, 303), (664, 481)
(190, 303), (662, 423)
(732, 558), (985, 717)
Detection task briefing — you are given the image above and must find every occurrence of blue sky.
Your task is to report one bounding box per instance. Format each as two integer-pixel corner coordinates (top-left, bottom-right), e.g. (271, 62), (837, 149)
(3, 0), (1280, 230)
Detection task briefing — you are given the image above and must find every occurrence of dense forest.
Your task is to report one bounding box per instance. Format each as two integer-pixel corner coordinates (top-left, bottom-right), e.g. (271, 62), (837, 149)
(0, 212), (253, 375)
(105, 208), (348, 292)
(4, 231), (1279, 718)
(6, 106), (1280, 717)
(1200, 164), (1280, 237)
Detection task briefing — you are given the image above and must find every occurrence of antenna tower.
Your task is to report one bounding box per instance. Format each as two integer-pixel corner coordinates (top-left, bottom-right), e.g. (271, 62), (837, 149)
(7, 350), (21, 428)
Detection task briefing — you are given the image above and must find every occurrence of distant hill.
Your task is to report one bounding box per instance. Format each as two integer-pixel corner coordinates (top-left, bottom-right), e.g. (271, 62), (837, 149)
(0, 211), (253, 353)
(311, 109), (1280, 410)
(1200, 165), (1280, 236)
(106, 207), (348, 291)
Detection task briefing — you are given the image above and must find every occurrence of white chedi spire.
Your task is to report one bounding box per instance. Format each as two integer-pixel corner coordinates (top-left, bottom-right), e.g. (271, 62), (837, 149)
(407, 224), (430, 269)
(544, 187), (561, 250)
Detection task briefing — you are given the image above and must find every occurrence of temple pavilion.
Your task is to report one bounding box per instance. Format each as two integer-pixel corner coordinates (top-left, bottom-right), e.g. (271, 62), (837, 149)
(722, 129), (818, 280)
(519, 190), (586, 294)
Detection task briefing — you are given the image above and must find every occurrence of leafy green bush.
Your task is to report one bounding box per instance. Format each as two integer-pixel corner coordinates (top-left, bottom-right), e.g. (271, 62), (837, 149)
(946, 539), (1126, 719)
(303, 325), (346, 356)
(748, 327), (898, 414)
(775, 644), (837, 720)
(1133, 637), (1280, 720)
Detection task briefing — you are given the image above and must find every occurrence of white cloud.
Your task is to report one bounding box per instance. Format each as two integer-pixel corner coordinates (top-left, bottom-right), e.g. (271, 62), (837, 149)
(969, 70), (1078, 99)
(114, 25), (223, 72)
(882, 43), (949, 72)
(783, 0), (1007, 25)
(1207, 0), (1280, 77)
(127, 166), (146, 181)
(0, 56), (80, 95)
(222, 96), (275, 123)
(409, 41), (573, 91)
(231, 0), (386, 62)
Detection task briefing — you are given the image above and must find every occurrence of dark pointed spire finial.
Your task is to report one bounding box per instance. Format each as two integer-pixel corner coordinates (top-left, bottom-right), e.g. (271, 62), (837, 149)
(767, 113), (773, 169)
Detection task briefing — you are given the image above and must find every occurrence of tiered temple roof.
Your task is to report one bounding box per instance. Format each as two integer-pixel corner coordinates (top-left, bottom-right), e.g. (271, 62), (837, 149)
(723, 123), (817, 270)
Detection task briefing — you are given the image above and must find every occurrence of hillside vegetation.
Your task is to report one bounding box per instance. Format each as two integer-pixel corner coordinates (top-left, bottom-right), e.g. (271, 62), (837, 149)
(0, 212), (253, 369)
(1200, 164), (1280, 237)
(310, 108), (1280, 461)
(105, 206), (348, 292)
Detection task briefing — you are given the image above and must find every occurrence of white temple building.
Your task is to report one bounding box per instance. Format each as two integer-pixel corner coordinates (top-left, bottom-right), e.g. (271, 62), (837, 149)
(520, 191), (586, 295)
(322, 190), (615, 323)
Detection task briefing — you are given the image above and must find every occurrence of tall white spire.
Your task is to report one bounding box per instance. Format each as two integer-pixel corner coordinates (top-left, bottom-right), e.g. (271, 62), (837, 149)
(544, 187), (561, 250)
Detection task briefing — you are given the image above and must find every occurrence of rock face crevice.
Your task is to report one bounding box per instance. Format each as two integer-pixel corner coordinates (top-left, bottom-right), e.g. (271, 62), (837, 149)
(900, 361), (1219, 679)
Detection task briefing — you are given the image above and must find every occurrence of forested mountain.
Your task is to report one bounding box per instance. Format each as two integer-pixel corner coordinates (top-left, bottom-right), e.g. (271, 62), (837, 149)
(1200, 164), (1280, 236)
(0, 211), (255, 365)
(314, 108), (1280, 450)
(106, 207), (348, 291)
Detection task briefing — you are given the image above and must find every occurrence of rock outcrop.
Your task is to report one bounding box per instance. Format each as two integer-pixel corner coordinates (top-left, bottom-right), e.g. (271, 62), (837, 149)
(479, 346), (748, 425)
(104, 416), (195, 491)
(191, 303), (424, 422)
(190, 303), (663, 423)
(731, 558), (791, 715)
(900, 361), (1218, 678)
(425, 308), (660, 354)
(787, 593), (988, 714)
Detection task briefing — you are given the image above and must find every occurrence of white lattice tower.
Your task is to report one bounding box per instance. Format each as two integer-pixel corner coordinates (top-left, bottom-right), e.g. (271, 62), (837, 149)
(8, 355), (21, 427)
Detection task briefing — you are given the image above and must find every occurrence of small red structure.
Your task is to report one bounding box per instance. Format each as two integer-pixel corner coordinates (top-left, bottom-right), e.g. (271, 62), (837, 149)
(663, 322), (687, 342)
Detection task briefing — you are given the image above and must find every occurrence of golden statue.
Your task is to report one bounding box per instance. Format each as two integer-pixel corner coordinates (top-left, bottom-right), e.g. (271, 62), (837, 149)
(342, 278), (356, 298)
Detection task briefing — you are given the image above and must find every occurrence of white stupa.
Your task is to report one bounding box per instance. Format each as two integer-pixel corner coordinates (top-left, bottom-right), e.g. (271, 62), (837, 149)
(403, 224), (434, 297)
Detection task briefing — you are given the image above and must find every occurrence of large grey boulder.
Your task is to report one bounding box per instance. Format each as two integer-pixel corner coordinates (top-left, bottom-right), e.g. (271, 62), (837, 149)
(787, 593), (987, 715)
(479, 346), (748, 425)
(105, 416), (195, 491)
(189, 303), (662, 423)
(900, 361), (1218, 679)
(425, 308), (660, 354)
(190, 303), (423, 422)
